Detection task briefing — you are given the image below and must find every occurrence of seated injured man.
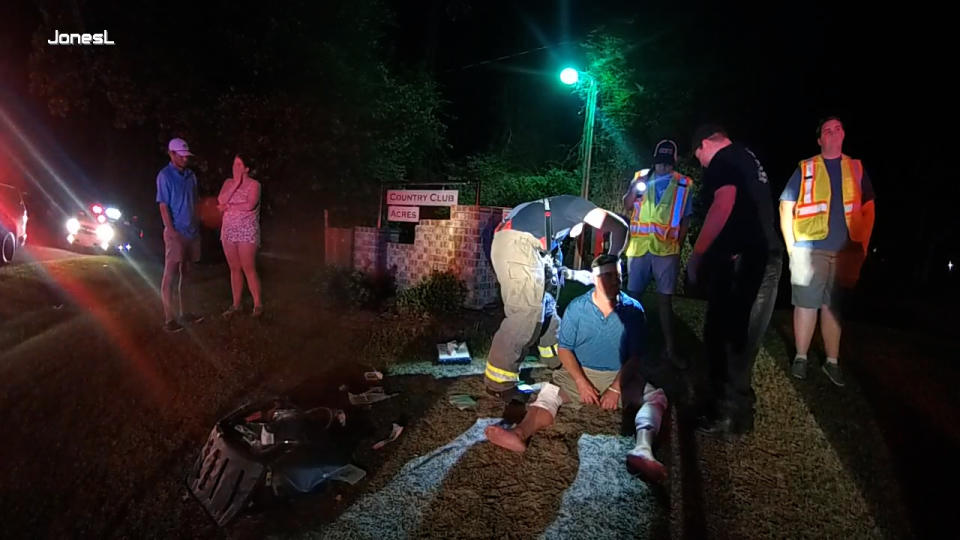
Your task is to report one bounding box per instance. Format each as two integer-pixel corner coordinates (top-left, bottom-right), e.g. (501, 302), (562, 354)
(484, 253), (669, 483)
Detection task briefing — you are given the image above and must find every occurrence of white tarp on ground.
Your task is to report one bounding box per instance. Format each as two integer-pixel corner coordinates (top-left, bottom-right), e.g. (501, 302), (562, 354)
(541, 434), (658, 539)
(301, 423), (661, 540)
(305, 418), (500, 540)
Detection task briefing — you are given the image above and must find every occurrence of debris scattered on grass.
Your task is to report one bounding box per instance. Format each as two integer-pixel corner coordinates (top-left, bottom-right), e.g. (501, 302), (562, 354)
(330, 464), (367, 485)
(348, 387), (398, 406)
(448, 394), (478, 410)
(437, 341), (471, 364)
(372, 423), (405, 450)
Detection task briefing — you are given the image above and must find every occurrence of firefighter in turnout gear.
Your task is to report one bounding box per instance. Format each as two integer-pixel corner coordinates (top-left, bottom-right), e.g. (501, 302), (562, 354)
(485, 195), (628, 402)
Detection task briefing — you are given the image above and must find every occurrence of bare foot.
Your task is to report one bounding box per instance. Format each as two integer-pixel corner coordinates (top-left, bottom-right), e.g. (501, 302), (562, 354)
(626, 454), (667, 484)
(485, 425), (527, 453)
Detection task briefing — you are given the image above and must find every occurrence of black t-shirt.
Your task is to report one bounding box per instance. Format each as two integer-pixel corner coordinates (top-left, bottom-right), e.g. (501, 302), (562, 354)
(701, 143), (781, 255)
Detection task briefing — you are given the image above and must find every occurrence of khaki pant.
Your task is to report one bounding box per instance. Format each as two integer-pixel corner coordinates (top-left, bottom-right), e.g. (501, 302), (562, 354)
(485, 229), (558, 392)
(550, 366), (667, 431)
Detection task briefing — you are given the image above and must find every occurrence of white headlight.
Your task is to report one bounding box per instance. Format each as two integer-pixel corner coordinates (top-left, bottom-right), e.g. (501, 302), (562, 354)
(95, 223), (115, 243)
(66, 218), (81, 235)
(105, 207), (122, 220)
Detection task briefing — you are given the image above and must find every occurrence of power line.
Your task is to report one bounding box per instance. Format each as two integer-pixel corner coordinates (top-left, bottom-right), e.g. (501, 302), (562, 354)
(445, 42), (573, 72)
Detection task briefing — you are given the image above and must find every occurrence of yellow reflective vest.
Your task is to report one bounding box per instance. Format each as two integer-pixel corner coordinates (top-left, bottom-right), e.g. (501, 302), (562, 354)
(626, 172), (692, 257)
(792, 155), (869, 243)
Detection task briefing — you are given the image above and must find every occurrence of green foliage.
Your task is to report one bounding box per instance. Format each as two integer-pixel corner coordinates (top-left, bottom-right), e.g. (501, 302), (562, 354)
(314, 266), (394, 308)
(395, 271), (467, 316)
(571, 30), (697, 215)
(467, 154), (579, 207)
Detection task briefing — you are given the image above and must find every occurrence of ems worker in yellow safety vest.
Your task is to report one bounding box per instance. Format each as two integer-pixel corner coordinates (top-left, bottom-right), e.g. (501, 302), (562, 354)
(779, 117), (876, 387)
(622, 140), (694, 369)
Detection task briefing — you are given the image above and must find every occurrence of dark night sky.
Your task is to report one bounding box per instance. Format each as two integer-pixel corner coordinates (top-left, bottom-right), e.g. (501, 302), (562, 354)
(1, 1), (957, 271)
(390, 1), (955, 179)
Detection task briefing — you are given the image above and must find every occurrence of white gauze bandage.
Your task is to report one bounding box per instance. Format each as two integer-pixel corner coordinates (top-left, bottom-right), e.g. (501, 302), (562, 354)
(592, 261), (620, 276)
(529, 382), (563, 417)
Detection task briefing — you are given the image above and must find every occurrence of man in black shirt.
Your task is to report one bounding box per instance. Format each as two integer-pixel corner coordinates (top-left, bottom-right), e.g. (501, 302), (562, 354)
(687, 125), (783, 435)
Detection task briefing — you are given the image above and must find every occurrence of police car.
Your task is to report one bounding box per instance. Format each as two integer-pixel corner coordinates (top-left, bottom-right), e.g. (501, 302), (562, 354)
(65, 202), (142, 254)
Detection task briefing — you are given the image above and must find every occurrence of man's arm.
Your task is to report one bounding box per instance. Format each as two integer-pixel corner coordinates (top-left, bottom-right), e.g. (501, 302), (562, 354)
(623, 181), (641, 214)
(158, 203), (175, 230)
(778, 168), (802, 255)
(692, 185), (736, 255)
(557, 347), (600, 405)
(600, 306), (647, 410)
(858, 169), (876, 253)
(156, 173), (175, 231)
(779, 200), (796, 256)
(860, 200), (875, 254)
(598, 360), (633, 410)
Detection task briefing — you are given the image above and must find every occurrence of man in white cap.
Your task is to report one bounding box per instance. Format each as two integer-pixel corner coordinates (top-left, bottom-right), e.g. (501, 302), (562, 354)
(156, 138), (204, 332)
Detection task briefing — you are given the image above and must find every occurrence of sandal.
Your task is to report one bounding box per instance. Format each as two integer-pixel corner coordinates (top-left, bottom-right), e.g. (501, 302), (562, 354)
(222, 305), (242, 318)
(251, 305), (264, 318)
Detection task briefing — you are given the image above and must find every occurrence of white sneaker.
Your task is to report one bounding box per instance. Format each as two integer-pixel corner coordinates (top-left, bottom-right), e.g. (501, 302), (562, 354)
(626, 428), (667, 484)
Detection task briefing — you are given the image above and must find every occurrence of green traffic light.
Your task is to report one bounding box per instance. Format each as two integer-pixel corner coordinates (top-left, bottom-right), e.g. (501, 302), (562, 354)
(560, 67), (579, 85)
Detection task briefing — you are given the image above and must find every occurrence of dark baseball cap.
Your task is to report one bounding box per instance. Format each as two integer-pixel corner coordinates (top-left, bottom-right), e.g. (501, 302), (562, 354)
(652, 139), (678, 165)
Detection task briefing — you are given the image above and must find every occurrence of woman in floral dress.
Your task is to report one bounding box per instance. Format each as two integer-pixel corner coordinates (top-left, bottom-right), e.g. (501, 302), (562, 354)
(218, 154), (263, 317)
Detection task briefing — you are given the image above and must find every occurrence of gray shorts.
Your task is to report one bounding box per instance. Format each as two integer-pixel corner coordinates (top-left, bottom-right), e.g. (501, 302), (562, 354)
(789, 247), (863, 310)
(627, 253), (679, 295)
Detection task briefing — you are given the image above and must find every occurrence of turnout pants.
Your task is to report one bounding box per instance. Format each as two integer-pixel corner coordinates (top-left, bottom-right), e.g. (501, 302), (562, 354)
(485, 229), (559, 392)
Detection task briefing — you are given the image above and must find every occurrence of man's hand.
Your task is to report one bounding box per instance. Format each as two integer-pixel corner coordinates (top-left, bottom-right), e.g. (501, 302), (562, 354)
(575, 377), (600, 405)
(164, 226), (187, 243)
(600, 388), (620, 410)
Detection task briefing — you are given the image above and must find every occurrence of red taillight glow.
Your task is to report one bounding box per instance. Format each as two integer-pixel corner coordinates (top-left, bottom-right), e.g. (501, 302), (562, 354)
(91, 204), (103, 215)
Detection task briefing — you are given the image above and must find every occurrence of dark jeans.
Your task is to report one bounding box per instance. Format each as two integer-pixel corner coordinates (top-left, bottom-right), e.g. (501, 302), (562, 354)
(703, 248), (783, 420)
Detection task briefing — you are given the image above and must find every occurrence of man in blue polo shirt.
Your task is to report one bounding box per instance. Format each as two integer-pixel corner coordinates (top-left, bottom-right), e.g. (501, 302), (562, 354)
(157, 137), (204, 333)
(484, 254), (669, 483)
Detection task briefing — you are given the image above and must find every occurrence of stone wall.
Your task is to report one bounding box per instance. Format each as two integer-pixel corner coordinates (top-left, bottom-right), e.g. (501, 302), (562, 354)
(353, 205), (505, 308)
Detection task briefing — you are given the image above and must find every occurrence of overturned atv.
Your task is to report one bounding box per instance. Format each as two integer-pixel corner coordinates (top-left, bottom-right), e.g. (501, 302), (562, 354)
(186, 398), (356, 526)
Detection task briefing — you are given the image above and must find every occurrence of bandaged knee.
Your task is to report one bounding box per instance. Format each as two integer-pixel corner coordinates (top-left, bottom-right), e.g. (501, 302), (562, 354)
(529, 382), (563, 418)
(635, 387), (668, 433)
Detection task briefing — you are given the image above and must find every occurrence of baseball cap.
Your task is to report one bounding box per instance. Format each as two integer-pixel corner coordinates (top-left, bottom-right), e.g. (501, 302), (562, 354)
(168, 138), (193, 157)
(652, 139), (678, 165)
